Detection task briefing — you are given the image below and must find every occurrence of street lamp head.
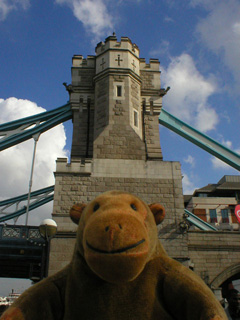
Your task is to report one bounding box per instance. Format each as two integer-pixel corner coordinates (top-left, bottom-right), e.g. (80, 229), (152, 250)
(39, 219), (57, 238)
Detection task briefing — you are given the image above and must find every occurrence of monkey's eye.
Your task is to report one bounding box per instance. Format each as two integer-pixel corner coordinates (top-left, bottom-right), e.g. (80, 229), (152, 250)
(93, 203), (100, 212)
(130, 204), (137, 211)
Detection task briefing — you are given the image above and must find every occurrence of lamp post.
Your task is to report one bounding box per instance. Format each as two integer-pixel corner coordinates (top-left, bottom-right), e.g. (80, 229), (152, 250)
(39, 219), (57, 278)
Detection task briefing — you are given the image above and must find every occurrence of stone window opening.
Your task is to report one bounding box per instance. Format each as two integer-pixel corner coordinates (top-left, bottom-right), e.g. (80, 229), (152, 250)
(113, 82), (124, 100)
(117, 85), (122, 97)
(134, 110), (139, 128)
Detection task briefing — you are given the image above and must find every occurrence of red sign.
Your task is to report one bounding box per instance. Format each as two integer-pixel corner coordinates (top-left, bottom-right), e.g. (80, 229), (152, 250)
(234, 205), (240, 223)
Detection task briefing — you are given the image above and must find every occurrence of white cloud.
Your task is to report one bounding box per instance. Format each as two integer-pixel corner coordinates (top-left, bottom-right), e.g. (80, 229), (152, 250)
(149, 40), (170, 58)
(0, 97), (68, 225)
(16, 0), (29, 9)
(164, 16), (174, 23)
(117, 0), (143, 3)
(184, 155), (195, 168)
(55, 0), (113, 39)
(211, 156), (240, 170)
(182, 172), (198, 195)
(189, 0), (216, 8)
(0, 97), (45, 123)
(195, 106), (219, 133)
(0, 1), (14, 20)
(0, 0), (30, 21)
(193, 0), (240, 91)
(161, 53), (218, 132)
(233, 22), (240, 35)
(211, 157), (230, 170)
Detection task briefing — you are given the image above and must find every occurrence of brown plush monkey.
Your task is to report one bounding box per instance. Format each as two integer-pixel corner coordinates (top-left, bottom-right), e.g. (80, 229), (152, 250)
(1, 191), (227, 320)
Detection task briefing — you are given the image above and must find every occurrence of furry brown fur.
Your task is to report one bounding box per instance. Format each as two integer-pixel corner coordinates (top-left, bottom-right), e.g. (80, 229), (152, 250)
(1, 191), (227, 320)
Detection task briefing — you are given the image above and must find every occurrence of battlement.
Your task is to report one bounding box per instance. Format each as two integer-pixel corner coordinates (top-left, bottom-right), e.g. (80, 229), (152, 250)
(95, 35), (139, 58)
(72, 55), (95, 68)
(55, 158), (92, 174)
(139, 58), (160, 71)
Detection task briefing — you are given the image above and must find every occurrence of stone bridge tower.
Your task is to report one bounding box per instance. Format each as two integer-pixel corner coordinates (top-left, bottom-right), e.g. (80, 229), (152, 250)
(48, 35), (240, 301)
(70, 34), (164, 161)
(49, 35), (187, 275)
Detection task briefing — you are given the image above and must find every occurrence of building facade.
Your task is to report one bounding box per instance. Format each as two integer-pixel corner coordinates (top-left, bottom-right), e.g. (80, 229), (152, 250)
(184, 175), (240, 298)
(185, 175), (240, 231)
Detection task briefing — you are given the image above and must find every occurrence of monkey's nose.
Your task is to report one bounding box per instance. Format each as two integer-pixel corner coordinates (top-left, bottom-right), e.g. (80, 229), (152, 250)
(105, 224), (122, 232)
(104, 224), (123, 243)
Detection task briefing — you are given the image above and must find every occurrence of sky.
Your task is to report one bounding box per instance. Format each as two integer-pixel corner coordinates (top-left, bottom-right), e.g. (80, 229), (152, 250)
(0, 0), (240, 295)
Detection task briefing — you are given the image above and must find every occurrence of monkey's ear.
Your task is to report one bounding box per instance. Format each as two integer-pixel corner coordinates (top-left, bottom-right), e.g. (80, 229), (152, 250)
(69, 203), (87, 224)
(148, 203), (165, 225)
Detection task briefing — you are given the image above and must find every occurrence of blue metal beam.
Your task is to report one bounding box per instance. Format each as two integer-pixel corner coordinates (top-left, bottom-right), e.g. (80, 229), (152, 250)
(0, 186), (54, 206)
(159, 108), (240, 171)
(0, 103), (72, 151)
(0, 194), (54, 223)
(0, 186), (54, 222)
(0, 103), (71, 131)
(184, 209), (218, 231)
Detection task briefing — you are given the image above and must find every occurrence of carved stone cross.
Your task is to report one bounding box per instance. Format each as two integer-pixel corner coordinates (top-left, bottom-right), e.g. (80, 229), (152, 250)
(132, 60), (136, 72)
(115, 54), (123, 66)
(100, 58), (106, 70)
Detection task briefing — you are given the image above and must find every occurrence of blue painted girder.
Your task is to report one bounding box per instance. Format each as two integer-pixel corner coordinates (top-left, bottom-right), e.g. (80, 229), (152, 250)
(0, 195), (54, 223)
(0, 186), (54, 222)
(0, 186), (54, 206)
(184, 209), (218, 231)
(0, 103), (72, 151)
(159, 108), (240, 171)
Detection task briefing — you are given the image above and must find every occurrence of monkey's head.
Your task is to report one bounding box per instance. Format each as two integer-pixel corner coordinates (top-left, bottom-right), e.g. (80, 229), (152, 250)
(70, 191), (165, 284)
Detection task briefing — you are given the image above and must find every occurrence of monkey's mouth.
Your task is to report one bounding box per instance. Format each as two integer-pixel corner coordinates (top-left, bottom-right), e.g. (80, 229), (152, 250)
(86, 239), (145, 254)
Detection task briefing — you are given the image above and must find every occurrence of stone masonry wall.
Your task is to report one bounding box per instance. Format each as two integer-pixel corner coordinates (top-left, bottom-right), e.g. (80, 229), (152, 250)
(140, 70), (155, 90)
(70, 59), (95, 159)
(130, 77), (142, 138)
(72, 67), (95, 87)
(140, 69), (161, 91)
(144, 113), (163, 160)
(93, 75), (146, 160)
(187, 231), (240, 287)
(71, 106), (94, 159)
(49, 159), (187, 275)
(94, 77), (109, 138)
